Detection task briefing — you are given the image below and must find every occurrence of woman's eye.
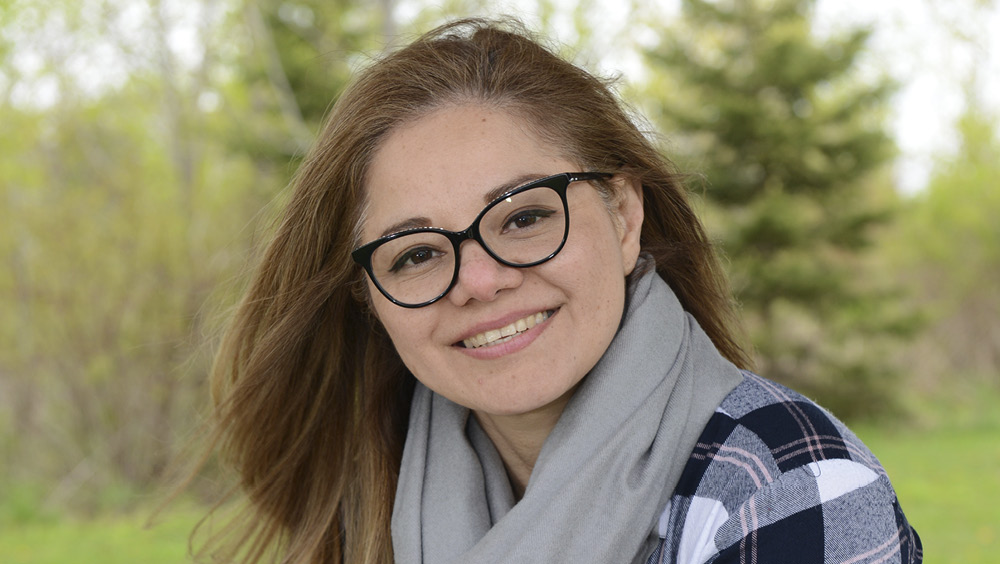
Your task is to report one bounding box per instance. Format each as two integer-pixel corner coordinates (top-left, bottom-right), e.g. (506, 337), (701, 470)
(390, 247), (441, 272)
(504, 209), (554, 231)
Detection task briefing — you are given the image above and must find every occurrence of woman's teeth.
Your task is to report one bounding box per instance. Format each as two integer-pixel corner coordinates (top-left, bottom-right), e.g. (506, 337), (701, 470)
(462, 311), (551, 349)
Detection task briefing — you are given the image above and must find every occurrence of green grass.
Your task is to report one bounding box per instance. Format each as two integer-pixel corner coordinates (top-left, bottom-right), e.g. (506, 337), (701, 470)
(856, 425), (1000, 564)
(0, 504), (200, 564)
(852, 386), (1000, 564)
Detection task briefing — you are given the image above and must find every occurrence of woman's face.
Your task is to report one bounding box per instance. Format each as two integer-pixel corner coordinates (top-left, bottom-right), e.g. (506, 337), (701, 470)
(361, 105), (643, 417)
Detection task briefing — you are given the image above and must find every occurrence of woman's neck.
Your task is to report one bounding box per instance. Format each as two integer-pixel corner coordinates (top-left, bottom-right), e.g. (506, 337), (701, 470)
(473, 389), (574, 500)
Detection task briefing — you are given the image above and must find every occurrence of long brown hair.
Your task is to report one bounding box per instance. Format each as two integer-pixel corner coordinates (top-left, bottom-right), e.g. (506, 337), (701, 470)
(200, 17), (751, 564)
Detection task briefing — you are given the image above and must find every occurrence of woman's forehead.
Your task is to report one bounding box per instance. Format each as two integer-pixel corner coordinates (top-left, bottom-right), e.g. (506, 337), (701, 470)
(360, 105), (572, 236)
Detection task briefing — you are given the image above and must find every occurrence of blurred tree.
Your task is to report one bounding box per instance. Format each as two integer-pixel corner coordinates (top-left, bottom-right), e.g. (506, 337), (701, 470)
(645, 0), (914, 419)
(0, 0), (387, 507)
(888, 103), (1000, 387)
(0, 0), (266, 504)
(230, 0), (396, 167)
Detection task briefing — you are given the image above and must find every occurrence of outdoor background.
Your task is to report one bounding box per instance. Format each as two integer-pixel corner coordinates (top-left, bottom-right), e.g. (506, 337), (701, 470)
(1, 0), (998, 562)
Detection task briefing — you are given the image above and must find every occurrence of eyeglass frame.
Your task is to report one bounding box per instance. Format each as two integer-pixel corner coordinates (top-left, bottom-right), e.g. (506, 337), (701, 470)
(351, 171), (614, 308)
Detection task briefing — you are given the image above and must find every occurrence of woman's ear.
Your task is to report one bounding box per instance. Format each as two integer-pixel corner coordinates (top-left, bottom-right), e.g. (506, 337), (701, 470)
(613, 176), (644, 276)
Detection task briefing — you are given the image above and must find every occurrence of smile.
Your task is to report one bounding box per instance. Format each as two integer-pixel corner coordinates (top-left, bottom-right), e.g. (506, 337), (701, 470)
(461, 310), (553, 349)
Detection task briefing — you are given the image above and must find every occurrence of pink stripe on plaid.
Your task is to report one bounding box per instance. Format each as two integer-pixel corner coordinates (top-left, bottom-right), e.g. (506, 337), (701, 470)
(772, 435), (849, 462)
(739, 497), (750, 564)
(719, 444), (775, 484)
(696, 442), (776, 485)
(773, 437), (849, 463)
(773, 434), (882, 467)
(737, 496), (762, 564)
(711, 453), (767, 488)
(838, 526), (902, 564)
(751, 374), (826, 464)
(748, 495), (759, 564)
(772, 438), (888, 478)
(773, 434), (847, 452)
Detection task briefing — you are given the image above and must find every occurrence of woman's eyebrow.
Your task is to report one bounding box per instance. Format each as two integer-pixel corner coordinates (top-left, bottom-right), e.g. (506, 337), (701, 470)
(377, 173), (546, 238)
(483, 173), (544, 204)
(379, 217), (433, 239)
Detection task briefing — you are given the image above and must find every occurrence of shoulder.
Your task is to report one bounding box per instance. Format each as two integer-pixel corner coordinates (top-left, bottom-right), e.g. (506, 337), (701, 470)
(648, 372), (922, 564)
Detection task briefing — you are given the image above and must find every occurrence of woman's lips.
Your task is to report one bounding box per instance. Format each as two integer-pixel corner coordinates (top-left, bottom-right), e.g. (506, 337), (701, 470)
(461, 310), (554, 349)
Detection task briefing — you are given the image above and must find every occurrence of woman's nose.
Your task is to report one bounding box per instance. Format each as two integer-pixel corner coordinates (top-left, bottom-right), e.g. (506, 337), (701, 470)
(446, 240), (524, 306)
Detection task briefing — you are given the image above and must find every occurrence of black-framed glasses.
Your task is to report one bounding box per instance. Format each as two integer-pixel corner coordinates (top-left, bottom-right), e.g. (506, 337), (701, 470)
(352, 171), (613, 308)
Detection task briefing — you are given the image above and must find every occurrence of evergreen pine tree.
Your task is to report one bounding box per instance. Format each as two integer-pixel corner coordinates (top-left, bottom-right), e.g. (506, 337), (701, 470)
(646, 0), (912, 419)
(227, 0), (396, 171)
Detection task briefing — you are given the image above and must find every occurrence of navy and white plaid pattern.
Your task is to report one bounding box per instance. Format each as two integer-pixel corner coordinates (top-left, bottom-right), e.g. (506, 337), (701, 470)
(647, 372), (922, 564)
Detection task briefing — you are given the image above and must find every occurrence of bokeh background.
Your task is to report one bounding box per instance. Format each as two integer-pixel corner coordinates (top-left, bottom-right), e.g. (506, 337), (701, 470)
(1, 0), (998, 561)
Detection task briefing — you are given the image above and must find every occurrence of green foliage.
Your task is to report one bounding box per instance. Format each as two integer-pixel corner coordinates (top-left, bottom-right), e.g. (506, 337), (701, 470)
(903, 108), (1000, 296)
(0, 0), (285, 510)
(645, 0), (914, 419)
(0, 85), (250, 493)
(884, 105), (1000, 386)
(0, 483), (58, 526)
(231, 0), (392, 165)
(0, 0), (411, 519)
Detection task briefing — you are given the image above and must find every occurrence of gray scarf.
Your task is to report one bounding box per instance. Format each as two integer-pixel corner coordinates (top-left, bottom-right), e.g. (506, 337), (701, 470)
(392, 266), (742, 563)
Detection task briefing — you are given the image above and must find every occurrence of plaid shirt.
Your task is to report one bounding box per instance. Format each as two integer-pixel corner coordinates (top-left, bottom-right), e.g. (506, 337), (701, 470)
(647, 372), (922, 564)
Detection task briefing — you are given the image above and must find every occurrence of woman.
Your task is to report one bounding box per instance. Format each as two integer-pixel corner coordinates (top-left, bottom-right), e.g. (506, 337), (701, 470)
(204, 18), (921, 564)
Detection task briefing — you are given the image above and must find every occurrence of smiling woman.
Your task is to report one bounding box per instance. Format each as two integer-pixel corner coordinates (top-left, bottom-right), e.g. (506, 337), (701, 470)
(361, 108), (641, 420)
(198, 17), (922, 564)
